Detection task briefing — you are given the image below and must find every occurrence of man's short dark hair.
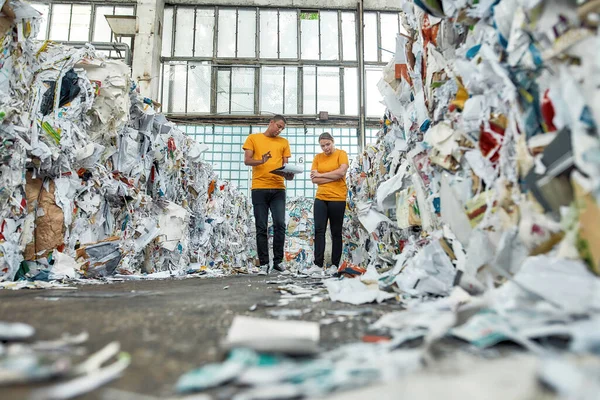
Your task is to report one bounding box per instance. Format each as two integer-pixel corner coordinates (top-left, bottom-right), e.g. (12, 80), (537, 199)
(271, 115), (287, 124)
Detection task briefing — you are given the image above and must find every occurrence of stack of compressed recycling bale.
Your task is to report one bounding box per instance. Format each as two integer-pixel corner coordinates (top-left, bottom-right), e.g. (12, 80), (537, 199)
(0, 1), (255, 281)
(344, 0), (600, 295)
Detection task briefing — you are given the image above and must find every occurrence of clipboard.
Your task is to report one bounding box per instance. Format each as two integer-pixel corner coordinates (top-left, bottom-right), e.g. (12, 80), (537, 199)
(270, 163), (304, 176)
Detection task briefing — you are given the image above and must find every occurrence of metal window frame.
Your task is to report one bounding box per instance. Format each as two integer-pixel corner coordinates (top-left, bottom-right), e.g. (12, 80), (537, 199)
(160, 5), (390, 142)
(317, 10), (321, 61)
(276, 9), (280, 58)
(255, 8), (260, 113)
(234, 8), (239, 57)
(192, 7), (197, 56)
(376, 11), (382, 62)
(39, 1), (136, 45)
(47, 3), (75, 41)
(282, 66), (287, 114)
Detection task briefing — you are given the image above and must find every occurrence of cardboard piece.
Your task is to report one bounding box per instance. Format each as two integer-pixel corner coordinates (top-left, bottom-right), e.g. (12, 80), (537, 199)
(24, 172), (65, 260)
(572, 176), (600, 275)
(396, 186), (421, 229)
(0, 1), (15, 36)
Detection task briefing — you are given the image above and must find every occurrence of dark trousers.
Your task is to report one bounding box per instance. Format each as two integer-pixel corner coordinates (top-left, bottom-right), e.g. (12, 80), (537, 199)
(252, 189), (286, 266)
(313, 199), (346, 268)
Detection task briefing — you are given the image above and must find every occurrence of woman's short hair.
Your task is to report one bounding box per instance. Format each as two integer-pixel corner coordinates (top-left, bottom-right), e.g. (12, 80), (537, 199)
(318, 132), (334, 142)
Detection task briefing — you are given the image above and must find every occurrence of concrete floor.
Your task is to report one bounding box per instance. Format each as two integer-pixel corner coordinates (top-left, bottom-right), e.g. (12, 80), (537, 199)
(0, 275), (399, 399)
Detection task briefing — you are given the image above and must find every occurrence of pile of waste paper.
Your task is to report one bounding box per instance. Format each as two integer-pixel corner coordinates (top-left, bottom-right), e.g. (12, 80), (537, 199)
(0, 320), (130, 400)
(284, 197), (314, 271)
(344, 0), (600, 298)
(0, 1), (255, 283)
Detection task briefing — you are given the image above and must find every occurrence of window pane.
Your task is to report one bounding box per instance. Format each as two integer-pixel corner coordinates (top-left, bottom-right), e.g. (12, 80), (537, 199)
(279, 11), (297, 59)
(187, 62), (211, 113)
(300, 14), (319, 60)
(217, 69), (231, 113)
(118, 37), (133, 58)
(49, 4), (71, 41)
(320, 11), (338, 61)
(284, 67), (298, 114)
(194, 9), (214, 57)
(231, 68), (254, 113)
(174, 8), (194, 56)
(317, 67), (340, 114)
(162, 8), (173, 57)
(260, 10), (278, 58)
(31, 3), (49, 39)
(114, 7), (134, 16)
(161, 64), (170, 112)
(218, 9), (236, 57)
(341, 12), (356, 61)
(366, 68), (385, 117)
(260, 67), (284, 114)
(166, 62), (187, 113)
(344, 67), (358, 115)
(364, 12), (378, 62)
(303, 66), (316, 114)
(380, 13), (398, 62)
(70, 5), (91, 41)
(93, 6), (114, 42)
(237, 10), (256, 58)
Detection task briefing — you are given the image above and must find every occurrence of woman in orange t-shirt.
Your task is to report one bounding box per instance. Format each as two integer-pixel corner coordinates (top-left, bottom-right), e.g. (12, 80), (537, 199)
(310, 132), (349, 272)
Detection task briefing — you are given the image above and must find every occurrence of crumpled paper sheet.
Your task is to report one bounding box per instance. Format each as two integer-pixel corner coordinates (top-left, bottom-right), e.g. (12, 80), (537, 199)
(325, 278), (396, 305)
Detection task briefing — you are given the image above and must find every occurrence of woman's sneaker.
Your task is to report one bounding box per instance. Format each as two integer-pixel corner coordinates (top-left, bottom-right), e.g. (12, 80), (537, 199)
(306, 265), (324, 277)
(326, 265), (338, 276)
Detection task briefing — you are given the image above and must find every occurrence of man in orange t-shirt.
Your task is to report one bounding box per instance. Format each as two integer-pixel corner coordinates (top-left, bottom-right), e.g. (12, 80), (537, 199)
(243, 115), (293, 274)
(310, 132), (349, 273)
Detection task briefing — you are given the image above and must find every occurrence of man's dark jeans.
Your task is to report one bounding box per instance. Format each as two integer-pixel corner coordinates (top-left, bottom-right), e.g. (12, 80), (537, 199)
(252, 189), (286, 266)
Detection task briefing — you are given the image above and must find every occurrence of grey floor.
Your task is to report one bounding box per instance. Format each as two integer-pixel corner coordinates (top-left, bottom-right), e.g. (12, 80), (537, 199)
(0, 274), (400, 399)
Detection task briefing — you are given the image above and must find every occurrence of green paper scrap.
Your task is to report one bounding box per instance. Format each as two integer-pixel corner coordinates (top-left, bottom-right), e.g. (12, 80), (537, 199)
(41, 121), (60, 144)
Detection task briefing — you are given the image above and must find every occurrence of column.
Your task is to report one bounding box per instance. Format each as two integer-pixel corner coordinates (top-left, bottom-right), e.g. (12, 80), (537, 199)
(132, 0), (164, 100)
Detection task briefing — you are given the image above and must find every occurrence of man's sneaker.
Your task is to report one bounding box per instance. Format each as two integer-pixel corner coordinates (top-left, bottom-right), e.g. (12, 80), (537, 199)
(247, 265), (261, 274)
(257, 264), (270, 276)
(299, 266), (309, 275)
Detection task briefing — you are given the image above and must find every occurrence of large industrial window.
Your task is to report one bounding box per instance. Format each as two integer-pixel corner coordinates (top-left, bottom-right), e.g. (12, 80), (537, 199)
(29, 2), (135, 59)
(161, 6), (400, 119)
(181, 125), (364, 198)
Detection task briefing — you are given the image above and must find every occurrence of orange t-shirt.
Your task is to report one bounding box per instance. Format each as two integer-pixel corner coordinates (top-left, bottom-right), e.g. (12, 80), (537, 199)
(243, 133), (292, 190)
(311, 149), (349, 201)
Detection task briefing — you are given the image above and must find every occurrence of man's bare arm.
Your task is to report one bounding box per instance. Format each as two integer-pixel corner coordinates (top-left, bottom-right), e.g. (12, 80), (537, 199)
(244, 149), (271, 166)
